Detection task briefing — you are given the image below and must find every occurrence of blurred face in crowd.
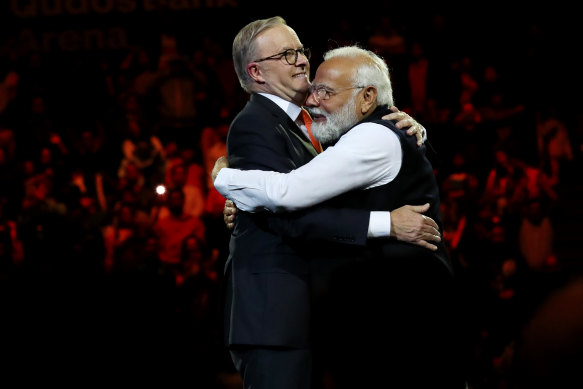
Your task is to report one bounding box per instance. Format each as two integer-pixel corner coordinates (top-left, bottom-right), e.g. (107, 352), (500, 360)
(249, 24), (311, 106)
(170, 163), (188, 187)
(167, 189), (185, 217)
(40, 147), (52, 165)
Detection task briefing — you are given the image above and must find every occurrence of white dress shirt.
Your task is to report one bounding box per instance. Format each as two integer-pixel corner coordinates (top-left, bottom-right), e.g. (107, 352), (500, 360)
(215, 110), (404, 238)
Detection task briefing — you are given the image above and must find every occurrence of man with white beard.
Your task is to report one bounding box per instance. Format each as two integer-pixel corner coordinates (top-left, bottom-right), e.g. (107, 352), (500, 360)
(213, 45), (467, 389)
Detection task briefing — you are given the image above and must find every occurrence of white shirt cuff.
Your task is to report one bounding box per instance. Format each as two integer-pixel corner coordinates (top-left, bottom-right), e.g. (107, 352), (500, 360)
(367, 211), (391, 238)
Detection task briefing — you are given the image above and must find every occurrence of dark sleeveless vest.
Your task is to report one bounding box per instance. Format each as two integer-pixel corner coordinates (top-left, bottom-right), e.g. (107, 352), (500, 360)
(324, 105), (452, 274)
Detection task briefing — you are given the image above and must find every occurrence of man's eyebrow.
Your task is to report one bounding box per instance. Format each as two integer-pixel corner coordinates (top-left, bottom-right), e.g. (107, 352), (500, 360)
(278, 45), (303, 51)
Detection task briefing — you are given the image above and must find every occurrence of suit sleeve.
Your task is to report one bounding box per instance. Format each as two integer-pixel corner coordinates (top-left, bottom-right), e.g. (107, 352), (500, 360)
(258, 207), (370, 246)
(227, 109), (370, 246)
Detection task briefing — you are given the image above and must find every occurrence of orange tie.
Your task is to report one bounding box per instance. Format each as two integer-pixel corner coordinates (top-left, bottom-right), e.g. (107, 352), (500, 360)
(300, 108), (322, 153)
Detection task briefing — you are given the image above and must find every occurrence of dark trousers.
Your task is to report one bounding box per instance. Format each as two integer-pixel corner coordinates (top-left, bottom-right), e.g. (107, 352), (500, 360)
(312, 252), (468, 389)
(230, 345), (312, 389)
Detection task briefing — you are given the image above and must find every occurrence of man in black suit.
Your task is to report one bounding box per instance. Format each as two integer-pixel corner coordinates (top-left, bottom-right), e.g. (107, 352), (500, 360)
(222, 16), (442, 389)
(215, 44), (467, 388)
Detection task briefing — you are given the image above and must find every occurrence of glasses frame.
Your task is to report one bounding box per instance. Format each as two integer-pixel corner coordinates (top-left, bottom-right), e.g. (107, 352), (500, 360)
(309, 85), (365, 104)
(254, 47), (311, 65)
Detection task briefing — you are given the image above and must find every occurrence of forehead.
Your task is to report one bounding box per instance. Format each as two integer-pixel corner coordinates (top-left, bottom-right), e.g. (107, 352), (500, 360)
(255, 24), (301, 55)
(313, 57), (355, 87)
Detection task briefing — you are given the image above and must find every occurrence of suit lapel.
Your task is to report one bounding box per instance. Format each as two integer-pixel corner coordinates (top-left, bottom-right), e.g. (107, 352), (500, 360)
(285, 125), (319, 157)
(251, 94), (318, 156)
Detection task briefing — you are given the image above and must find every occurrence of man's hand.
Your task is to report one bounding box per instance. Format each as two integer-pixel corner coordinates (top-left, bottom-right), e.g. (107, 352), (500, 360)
(382, 106), (426, 146)
(390, 203), (441, 251)
(223, 199), (237, 231)
(213, 156), (236, 230)
(212, 155), (229, 184)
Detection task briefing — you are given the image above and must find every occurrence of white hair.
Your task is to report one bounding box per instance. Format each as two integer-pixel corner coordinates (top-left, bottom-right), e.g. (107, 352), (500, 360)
(323, 45), (394, 106)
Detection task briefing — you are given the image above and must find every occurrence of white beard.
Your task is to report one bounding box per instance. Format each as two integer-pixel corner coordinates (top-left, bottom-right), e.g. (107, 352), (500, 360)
(309, 97), (359, 144)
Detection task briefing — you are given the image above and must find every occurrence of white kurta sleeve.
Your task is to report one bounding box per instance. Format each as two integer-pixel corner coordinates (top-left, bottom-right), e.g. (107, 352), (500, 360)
(214, 123), (402, 212)
(213, 123), (403, 237)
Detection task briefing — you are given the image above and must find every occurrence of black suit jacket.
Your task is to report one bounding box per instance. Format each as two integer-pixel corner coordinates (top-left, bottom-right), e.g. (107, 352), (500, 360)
(224, 94), (370, 348)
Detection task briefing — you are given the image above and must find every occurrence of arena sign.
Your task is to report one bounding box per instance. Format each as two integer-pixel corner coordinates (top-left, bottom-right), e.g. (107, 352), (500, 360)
(4, 0), (240, 52)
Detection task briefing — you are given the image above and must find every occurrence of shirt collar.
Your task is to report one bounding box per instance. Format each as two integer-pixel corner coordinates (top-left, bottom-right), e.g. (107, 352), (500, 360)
(258, 93), (302, 122)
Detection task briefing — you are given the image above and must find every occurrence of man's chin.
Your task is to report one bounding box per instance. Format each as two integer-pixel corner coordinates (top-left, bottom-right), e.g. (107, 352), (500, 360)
(313, 123), (352, 144)
(295, 77), (310, 89)
(295, 88), (310, 101)
(312, 126), (331, 144)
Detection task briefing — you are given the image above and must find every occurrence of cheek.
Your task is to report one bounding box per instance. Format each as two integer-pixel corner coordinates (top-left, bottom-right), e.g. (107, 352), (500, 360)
(322, 101), (342, 116)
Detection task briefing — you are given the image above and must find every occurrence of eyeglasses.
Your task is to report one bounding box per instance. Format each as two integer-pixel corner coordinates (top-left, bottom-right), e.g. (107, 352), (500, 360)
(309, 85), (365, 103)
(254, 47), (311, 65)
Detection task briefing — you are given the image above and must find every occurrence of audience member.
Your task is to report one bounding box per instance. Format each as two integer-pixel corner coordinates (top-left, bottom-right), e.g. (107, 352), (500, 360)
(518, 197), (555, 272)
(102, 200), (142, 273)
(119, 45), (160, 105)
(536, 106), (575, 185)
(0, 196), (23, 274)
(150, 56), (201, 148)
(116, 93), (167, 187)
(151, 186), (206, 282)
(405, 40), (430, 118)
(162, 156), (205, 219)
(188, 39), (228, 125)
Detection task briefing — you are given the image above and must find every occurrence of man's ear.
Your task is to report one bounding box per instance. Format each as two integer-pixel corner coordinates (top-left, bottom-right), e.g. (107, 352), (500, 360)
(247, 63), (265, 83)
(360, 86), (378, 114)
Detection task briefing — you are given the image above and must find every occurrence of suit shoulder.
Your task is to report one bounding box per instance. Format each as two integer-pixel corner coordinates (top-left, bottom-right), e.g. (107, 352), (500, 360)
(233, 99), (281, 126)
(229, 112), (274, 143)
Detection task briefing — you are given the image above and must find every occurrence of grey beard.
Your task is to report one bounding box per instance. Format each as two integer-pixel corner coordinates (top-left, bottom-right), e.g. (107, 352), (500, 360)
(311, 97), (359, 144)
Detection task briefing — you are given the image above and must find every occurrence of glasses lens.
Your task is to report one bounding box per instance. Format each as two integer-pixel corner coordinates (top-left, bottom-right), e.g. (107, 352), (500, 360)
(286, 48), (311, 64)
(285, 49), (297, 65)
(311, 88), (326, 102)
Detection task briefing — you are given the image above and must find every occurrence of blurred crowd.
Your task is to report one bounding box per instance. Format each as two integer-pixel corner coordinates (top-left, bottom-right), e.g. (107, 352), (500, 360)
(0, 11), (581, 389)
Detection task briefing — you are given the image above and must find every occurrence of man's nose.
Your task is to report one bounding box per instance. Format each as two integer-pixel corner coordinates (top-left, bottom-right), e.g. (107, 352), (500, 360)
(296, 52), (309, 67)
(305, 92), (319, 107)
